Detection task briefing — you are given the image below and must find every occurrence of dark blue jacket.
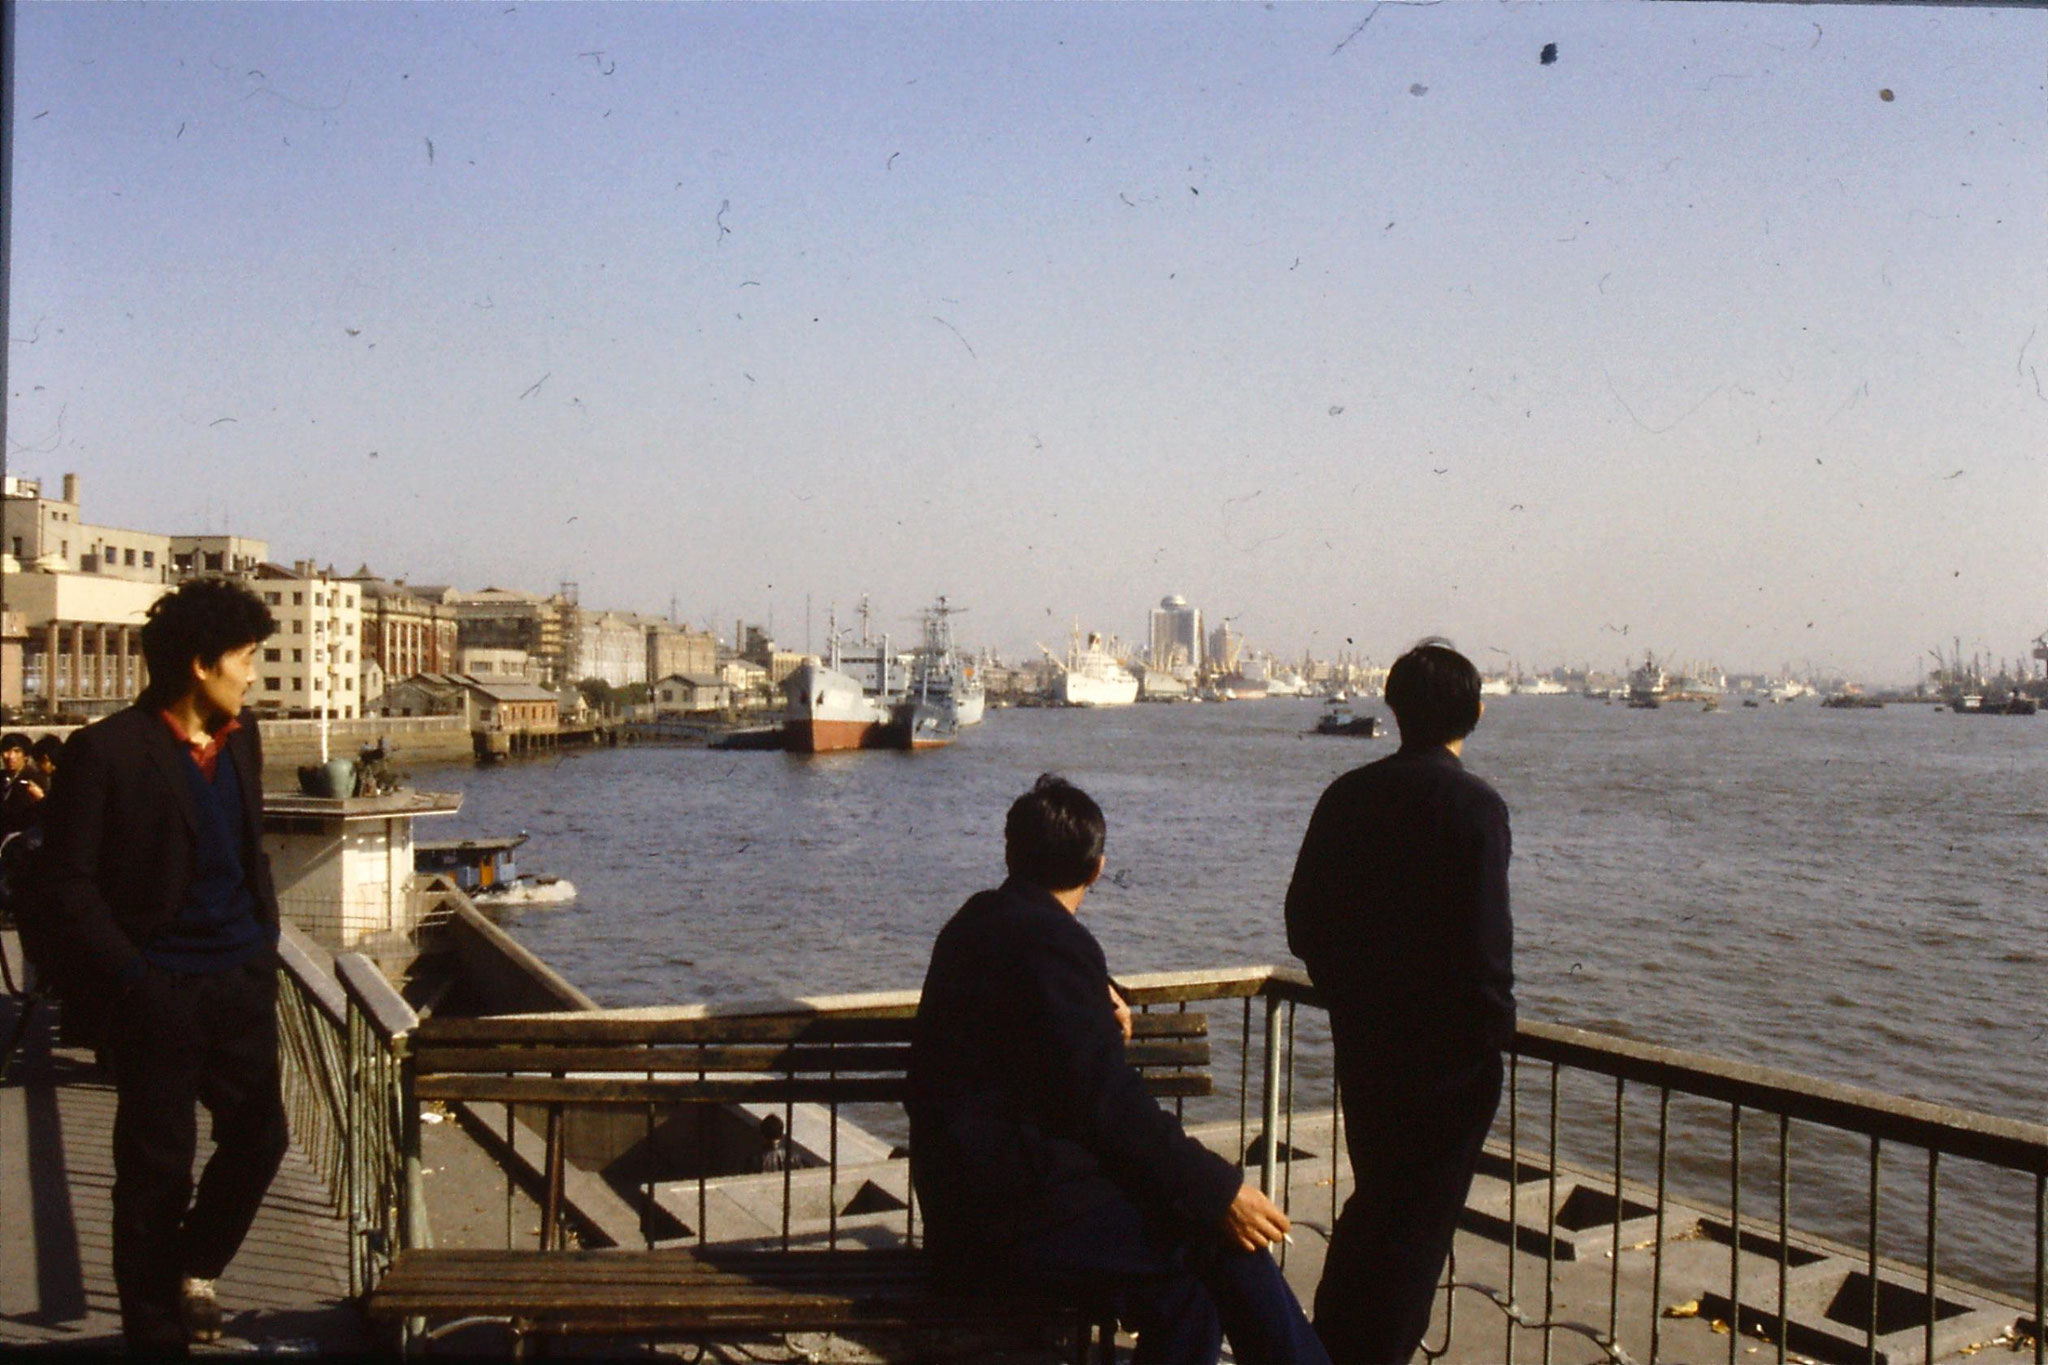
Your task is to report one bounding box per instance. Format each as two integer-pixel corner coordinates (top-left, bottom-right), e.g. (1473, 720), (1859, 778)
(908, 878), (1241, 1268)
(1285, 746), (1515, 1084)
(26, 705), (279, 1026)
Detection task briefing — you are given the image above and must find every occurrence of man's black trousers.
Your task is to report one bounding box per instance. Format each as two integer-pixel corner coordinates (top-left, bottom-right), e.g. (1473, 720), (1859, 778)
(108, 953), (289, 1350)
(1314, 1052), (1503, 1365)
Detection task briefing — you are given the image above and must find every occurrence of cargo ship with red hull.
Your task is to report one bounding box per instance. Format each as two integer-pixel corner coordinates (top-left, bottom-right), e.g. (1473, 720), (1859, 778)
(783, 661), (954, 753)
(782, 601), (957, 753)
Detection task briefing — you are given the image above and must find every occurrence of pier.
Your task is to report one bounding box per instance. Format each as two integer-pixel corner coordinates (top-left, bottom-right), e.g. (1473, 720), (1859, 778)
(8, 909), (2039, 1360)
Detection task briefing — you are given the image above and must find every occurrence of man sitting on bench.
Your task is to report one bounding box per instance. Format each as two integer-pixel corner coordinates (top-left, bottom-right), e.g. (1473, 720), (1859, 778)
(908, 775), (1327, 1365)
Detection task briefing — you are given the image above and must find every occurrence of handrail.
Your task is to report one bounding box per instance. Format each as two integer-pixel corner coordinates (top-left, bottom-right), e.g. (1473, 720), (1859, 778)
(337, 951), (419, 1043)
(417, 961), (2048, 1173)
(277, 921), (348, 1025)
(377, 960), (2048, 1363)
(1517, 1018), (2048, 1174)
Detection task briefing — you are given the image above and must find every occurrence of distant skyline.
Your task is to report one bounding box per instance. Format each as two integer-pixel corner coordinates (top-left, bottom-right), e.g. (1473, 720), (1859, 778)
(7, 2), (2045, 682)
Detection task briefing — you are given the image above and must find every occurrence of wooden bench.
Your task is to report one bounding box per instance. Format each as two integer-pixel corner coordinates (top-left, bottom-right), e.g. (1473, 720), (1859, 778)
(366, 1006), (1214, 1358)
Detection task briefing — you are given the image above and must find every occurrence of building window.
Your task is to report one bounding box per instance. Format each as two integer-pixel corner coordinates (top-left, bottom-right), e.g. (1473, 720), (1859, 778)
(265, 677), (281, 691)
(292, 678), (303, 690)
(345, 677), (354, 691)
(142, 550), (154, 568)
(314, 593), (324, 607)
(293, 592), (303, 606)
(205, 552), (223, 570)
(264, 648), (281, 663)
(292, 621), (303, 634)
(264, 592), (280, 605)
(293, 649), (303, 663)
(124, 548), (136, 566)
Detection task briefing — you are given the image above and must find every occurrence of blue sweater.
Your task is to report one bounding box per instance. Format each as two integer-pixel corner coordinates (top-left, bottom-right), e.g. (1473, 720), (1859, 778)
(143, 746), (273, 974)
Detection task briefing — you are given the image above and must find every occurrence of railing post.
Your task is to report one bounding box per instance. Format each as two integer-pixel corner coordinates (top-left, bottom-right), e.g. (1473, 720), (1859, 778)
(1260, 992), (1283, 1197)
(345, 1000), (364, 1301)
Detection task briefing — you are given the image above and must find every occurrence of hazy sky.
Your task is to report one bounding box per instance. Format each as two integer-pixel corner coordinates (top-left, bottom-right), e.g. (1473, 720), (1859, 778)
(8, 1), (2045, 680)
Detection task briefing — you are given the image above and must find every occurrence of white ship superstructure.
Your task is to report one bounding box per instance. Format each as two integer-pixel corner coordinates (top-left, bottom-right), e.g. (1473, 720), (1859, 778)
(1044, 626), (1139, 707)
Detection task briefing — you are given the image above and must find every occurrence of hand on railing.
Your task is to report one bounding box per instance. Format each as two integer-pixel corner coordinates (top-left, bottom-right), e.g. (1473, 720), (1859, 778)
(1221, 1182), (1292, 1254)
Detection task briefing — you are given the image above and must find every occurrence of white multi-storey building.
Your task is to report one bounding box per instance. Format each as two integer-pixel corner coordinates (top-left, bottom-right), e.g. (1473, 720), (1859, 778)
(252, 562), (364, 719)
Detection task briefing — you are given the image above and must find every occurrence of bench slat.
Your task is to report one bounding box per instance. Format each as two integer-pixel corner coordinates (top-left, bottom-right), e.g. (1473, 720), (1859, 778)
(416, 1009), (1207, 1047)
(414, 1037), (1208, 1077)
(366, 1248), (1082, 1333)
(415, 1067), (1212, 1106)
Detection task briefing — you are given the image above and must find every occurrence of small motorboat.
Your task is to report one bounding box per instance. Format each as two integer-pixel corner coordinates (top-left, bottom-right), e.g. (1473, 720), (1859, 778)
(416, 833), (578, 911)
(1313, 702), (1382, 738)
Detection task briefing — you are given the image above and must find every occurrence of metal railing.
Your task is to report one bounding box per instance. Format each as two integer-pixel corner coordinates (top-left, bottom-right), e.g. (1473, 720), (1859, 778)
(276, 927), (428, 1302)
(376, 965), (2046, 1364)
(278, 876), (472, 957)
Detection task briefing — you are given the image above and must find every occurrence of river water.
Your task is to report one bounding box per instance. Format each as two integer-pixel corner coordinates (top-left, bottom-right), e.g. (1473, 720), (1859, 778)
(410, 697), (2046, 1295)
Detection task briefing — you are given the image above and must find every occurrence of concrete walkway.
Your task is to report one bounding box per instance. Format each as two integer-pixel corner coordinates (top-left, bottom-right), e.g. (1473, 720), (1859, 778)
(0, 946), (368, 1355)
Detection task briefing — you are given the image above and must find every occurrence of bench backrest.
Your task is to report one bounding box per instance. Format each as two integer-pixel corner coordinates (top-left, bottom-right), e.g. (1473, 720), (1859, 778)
(411, 1009), (1213, 1106)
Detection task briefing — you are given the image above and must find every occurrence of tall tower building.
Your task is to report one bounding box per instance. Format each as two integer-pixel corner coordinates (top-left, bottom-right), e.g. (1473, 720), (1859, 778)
(1208, 620), (1241, 674)
(1149, 595), (1203, 674)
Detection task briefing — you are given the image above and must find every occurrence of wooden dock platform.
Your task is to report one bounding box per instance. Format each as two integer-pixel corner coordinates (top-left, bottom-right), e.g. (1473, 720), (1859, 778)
(0, 953), (368, 1354)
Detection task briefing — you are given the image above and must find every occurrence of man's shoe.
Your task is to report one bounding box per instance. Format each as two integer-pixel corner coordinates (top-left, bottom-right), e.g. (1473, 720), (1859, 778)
(179, 1277), (222, 1344)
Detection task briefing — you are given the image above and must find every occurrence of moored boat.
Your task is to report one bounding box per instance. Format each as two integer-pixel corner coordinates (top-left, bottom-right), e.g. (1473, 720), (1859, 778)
(1043, 626), (1139, 706)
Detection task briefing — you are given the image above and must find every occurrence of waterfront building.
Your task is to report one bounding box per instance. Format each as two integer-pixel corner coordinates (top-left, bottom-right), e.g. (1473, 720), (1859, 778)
(1207, 620), (1242, 674)
(347, 570), (462, 683)
(450, 588), (572, 687)
(252, 562), (364, 720)
(169, 533), (270, 579)
(1148, 594), (1203, 674)
(9, 571), (161, 716)
(653, 672), (732, 715)
(1, 472), (271, 716)
(574, 610), (651, 689)
(380, 671), (560, 734)
(647, 622), (719, 684)
(4, 472), (173, 583)
(456, 646), (539, 682)
(719, 656), (773, 703)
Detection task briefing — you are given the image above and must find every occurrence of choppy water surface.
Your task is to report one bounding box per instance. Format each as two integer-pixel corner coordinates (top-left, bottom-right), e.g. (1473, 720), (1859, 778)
(412, 698), (2046, 1291)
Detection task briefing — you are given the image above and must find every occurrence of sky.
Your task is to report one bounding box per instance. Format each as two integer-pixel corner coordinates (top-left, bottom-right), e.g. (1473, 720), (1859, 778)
(7, 1), (2045, 682)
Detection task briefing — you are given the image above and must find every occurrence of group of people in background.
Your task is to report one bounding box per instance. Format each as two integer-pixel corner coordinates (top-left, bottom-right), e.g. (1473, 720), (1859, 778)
(10, 572), (1507, 1365)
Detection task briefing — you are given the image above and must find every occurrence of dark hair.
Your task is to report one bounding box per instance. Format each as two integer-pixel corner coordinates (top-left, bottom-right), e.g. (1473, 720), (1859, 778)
(1384, 639), (1483, 747)
(30, 736), (61, 765)
(0, 733), (29, 755)
(1004, 774), (1106, 892)
(139, 577), (277, 702)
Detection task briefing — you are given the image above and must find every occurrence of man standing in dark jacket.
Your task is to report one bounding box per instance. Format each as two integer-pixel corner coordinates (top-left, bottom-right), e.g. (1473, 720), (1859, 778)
(1286, 642), (1515, 1364)
(28, 578), (285, 1353)
(910, 775), (1327, 1365)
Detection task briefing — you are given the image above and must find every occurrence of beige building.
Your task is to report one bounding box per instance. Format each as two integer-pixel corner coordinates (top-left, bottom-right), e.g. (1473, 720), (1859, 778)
(652, 672), (731, 715)
(574, 610), (650, 688)
(348, 572), (461, 683)
(252, 563), (364, 720)
(2, 472), (273, 717)
(456, 646), (539, 682)
(647, 622), (719, 684)
(10, 572), (165, 716)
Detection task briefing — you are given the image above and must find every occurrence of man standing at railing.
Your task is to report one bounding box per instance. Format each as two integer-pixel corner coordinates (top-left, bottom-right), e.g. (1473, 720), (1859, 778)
(910, 775), (1328, 1365)
(25, 578), (286, 1355)
(1286, 641), (1515, 1364)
